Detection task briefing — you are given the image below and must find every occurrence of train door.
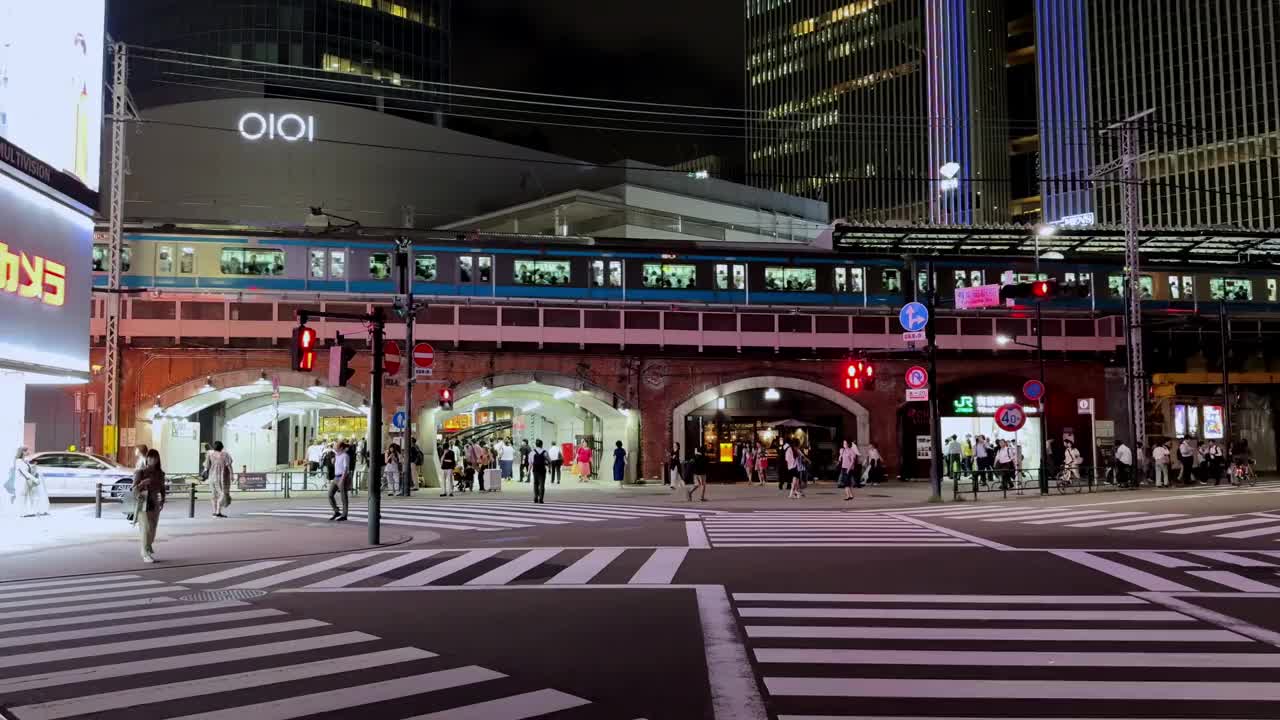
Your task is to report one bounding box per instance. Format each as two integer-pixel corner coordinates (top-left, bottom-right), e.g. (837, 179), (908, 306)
(153, 243), (193, 288)
(713, 262), (746, 303)
(307, 248), (347, 290)
(458, 254), (494, 297)
(590, 258), (624, 300)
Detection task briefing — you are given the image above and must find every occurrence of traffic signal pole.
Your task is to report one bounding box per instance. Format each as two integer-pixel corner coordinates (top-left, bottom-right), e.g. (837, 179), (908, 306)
(1037, 300), (1049, 495)
(397, 242), (415, 497)
(925, 261), (944, 501)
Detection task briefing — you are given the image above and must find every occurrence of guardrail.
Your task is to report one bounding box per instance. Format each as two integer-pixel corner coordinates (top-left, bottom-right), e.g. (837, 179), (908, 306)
(95, 469), (377, 518)
(949, 466), (1137, 500)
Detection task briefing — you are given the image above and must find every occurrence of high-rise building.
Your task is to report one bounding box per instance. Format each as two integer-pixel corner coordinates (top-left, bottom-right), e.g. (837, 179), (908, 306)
(745, 0), (1009, 224)
(111, 0), (450, 113)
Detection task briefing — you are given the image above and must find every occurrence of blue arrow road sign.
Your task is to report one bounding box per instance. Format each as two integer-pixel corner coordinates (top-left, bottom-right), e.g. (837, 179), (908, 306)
(392, 411), (407, 430)
(899, 302), (929, 333)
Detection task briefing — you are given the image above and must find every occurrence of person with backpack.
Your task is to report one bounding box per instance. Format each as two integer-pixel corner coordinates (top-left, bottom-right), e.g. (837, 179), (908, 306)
(439, 444), (457, 497)
(406, 439), (424, 496)
(530, 439), (549, 504)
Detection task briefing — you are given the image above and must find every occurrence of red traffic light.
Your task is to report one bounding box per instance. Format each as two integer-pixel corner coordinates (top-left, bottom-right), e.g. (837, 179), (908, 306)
(291, 325), (317, 372)
(1032, 280), (1051, 298)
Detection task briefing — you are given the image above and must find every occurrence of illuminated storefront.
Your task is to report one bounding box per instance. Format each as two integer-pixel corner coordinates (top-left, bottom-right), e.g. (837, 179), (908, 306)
(941, 390), (1043, 473)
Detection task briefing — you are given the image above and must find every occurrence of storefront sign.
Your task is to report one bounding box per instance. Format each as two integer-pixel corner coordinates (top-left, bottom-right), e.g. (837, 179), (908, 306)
(238, 112), (316, 142)
(955, 284), (1001, 310)
(952, 394), (1033, 415)
(238, 472), (268, 490)
(0, 243), (67, 307)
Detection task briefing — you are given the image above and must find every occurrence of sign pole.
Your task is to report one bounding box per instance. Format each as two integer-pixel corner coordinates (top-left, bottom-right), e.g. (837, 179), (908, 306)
(399, 243), (414, 497)
(926, 260), (944, 501)
(1037, 300), (1049, 495)
(368, 308), (384, 546)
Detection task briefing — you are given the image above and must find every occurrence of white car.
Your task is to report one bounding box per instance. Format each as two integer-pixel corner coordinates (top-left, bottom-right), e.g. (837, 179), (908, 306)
(28, 452), (136, 500)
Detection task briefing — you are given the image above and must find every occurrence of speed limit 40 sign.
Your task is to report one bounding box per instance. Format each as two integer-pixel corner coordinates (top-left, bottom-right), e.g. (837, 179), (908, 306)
(994, 403), (1027, 432)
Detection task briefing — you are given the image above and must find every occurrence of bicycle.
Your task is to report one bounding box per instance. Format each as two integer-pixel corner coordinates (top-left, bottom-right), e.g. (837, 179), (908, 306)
(1056, 466), (1084, 494)
(1229, 460), (1257, 487)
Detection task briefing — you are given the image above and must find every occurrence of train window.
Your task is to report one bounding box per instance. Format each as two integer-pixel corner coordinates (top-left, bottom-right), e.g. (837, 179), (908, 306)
(414, 255), (437, 281)
(219, 248), (284, 276)
(91, 245), (131, 272)
(514, 259), (571, 285)
(1063, 272), (1093, 295)
(157, 246), (174, 274)
(834, 267), (864, 293)
(715, 264), (745, 290)
(1016, 273), (1049, 283)
(765, 267), (816, 291)
(179, 247), (195, 274)
(882, 269), (901, 292)
(329, 251), (346, 279)
(459, 257), (473, 282)
(478, 256), (492, 283)
(309, 250), (326, 279)
(369, 253), (392, 280)
(591, 260), (622, 288)
(1107, 274), (1154, 299)
(1168, 275), (1194, 300)
(1210, 278), (1252, 301)
(642, 263), (696, 289)
(1269, 279), (1278, 302)
(953, 270), (982, 289)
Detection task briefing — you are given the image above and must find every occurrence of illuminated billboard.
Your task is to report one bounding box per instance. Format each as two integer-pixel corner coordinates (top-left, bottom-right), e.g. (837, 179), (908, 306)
(0, 1), (106, 209)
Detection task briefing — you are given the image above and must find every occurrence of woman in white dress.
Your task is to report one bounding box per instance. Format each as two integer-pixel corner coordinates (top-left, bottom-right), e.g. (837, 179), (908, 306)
(13, 446), (50, 517)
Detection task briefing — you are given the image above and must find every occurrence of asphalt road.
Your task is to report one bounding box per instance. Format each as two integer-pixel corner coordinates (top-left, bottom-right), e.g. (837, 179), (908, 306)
(3, 485), (1280, 720)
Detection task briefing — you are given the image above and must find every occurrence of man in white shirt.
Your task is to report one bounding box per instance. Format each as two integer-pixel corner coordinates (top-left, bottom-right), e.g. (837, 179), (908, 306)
(1178, 438), (1195, 485)
(329, 441), (350, 521)
(1114, 442), (1133, 487)
(545, 442), (563, 484)
(306, 442), (324, 474)
(1152, 441), (1171, 487)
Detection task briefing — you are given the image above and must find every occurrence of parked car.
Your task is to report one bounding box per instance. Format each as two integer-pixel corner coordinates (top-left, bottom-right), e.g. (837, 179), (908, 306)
(27, 452), (136, 500)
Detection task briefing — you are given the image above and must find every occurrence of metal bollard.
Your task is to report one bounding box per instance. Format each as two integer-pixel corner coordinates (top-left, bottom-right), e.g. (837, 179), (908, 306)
(188, 484), (196, 518)
(95, 483), (102, 518)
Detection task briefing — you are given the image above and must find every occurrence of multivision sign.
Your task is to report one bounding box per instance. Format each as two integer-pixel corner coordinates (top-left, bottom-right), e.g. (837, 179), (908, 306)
(238, 112), (316, 143)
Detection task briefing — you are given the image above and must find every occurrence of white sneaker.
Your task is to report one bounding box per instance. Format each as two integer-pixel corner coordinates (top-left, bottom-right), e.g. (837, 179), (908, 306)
(142, 554), (155, 564)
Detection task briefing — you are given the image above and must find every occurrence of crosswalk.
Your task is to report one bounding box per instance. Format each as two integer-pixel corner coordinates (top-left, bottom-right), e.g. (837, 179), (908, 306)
(700, 511), (978, 547)
(734, 591), (1280, 719)
(889, 503), (1280, 540)
(1173, 479), (1280, 492)
(0, 574), (625, 719)
(174, 547), (693, 589)
(1054, 549), (1280, 592)
(248, 500), (720, 534)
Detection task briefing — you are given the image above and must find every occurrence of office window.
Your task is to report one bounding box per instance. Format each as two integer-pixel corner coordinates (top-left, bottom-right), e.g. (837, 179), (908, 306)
(157, 246), (173, 274)
(220, 248), (284, 276)
(882, 269), (901, 292)
(591, 260), (622, 288)
(1210, 277), (1253, 301)
(514, 259), (571, 285)
(715, 263), (745, 290)
(764, 267), (816, 291)
(459, 256), (473, 282)
(1107, 274), (1154, 299)
(329, 251), (346, 280)
(179, 247), (195, 274)
(91, 245), (131, 272)
(414, 255), (437, 281)
(641, 263), (696, 289)
(369, 253), (391, 280)
(309, 249), (326, 279)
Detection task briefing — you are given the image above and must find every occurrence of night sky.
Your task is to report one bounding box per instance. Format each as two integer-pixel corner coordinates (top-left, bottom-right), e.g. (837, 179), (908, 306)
(451, 0), (745, 174)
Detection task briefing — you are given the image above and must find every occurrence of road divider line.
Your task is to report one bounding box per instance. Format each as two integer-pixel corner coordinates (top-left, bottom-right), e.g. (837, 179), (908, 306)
(696, 585), (769, 720)
(1021, 511), (1142, 524)
(0, 608), (285, 650)
(0, 600), (246, 634)
(1052, 550), (1195, 591)
(403, 688), (591, 720)
(0, 579), (164, 601)
(1220, 525), (1280, 539)
(0, 596), (178, 623)
(0, 575), (138, 592)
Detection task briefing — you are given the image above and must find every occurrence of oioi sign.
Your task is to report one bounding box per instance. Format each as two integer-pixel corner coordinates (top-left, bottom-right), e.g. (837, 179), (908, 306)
(238, 112), (316, 143)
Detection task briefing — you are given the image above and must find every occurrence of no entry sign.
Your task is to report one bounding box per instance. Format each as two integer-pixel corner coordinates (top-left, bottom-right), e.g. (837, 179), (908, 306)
(413, 342), (435, 368)
(383, 341), (402, 376)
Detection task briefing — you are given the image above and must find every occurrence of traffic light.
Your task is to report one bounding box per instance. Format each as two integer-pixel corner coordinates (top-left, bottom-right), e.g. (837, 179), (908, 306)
(439, 387), (453, 411)
(327, 334), (357, 387)
(291, 325), (317, 372)
(842, 357), (875, 392)
(1001, 279), (1057, 301)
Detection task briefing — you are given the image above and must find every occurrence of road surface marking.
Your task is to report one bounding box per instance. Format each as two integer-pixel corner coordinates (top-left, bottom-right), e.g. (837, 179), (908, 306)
(0, 578), (164, 601)
(0, 608), (284, 650)
(180, 560), (293, 584)
(0, 596), (178, 622)
(1137, 591), (1280, 648)
(687, 521), (710, 548)
(386, 550), (501, 586)
(1164, 517), (1280, 534)
(382, 505), (575, 524)
(1121, 551), (1204, 568)
(465, 548), (563, 586)
(9, 647), (435, 720)
(761, 677), (1280, 700)
(1067, 513), (1187, 527)
(696, 585), (769, 720)
(1190, 551), (1274, 567)
(0, 599), (243, 634)
(1220, 524), (1280, 539)
(744, 625), (1246, 642)
(166, 667), (509, 720)
(714, 542), (973, 548)
(253, 509), (515, 531)
(629, 548), (690, 585)
(892, 514), (1013, 550)
(753, 648), (1280, 667)
(0, 631), (377, 694)
(308, 550), (441, 588)
(0, 619), (326, 670)
(403, 688), (591, 720)
(1021, 511), (1139, 524)
(733, 593), (1147, 604)
(1110, 515), (1235, 531)
(980, 509), (1110, 523)
(1051, 551), (1195, 591)
(0, 585), (176, 612)
(737, 607), (1188, 621)
(1187, 571), (1280, 593)
(545, 548), (625, 585)
(231, 551), (379, 589)
(0, 574), (138, 592)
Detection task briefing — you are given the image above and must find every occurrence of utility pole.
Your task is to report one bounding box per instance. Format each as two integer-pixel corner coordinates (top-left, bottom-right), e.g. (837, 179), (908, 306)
(102, 42), (130, 461)
(1219, 301), (1232, 452)
(1036, 300), (1048, 494)
(395, 238), (420, 496)
(925, 260), (943, 501)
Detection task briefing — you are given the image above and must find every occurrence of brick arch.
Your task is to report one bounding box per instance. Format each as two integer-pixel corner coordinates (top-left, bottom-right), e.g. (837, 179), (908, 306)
(146, 368), (367, 421)
(670, 374), (871, 448)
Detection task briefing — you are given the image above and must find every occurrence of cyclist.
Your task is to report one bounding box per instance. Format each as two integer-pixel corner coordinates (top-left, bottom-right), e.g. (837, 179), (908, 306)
(1229, 438), (1254, 486)
(1060, 439), (1083, 487)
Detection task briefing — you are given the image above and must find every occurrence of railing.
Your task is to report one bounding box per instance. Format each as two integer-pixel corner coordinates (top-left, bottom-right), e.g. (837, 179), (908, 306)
(948, 465), (1139, 500)
(94, 469), (376, 518)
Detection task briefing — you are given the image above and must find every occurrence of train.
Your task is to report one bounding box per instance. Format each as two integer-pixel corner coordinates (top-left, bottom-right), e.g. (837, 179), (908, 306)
(91, 227), (1280, 312)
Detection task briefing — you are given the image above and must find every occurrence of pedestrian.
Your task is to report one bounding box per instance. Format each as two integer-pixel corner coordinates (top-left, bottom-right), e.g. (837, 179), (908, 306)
(741, 443), (755, 483)
(10, 446), (49, 517)
(755, 442), (769, 486)
(203, 441), (233, 518)
(1195, 442), (1210, 484)
(1208, 440), (1225, 485)
(782, 438), (799, 493)
(787, 439), (806, 499)
(384, 444), (402, 496)
(439, 443), (456, 497)
(864, 443), (883, 485)
(613, 440), (627, 485)
(134, 444), (150, 471)
(837, 439), (859, 501)
(1136, 443), (1150, 485)
(407, 438), (424, 495)
(1061, 439), (1082, 484)
(973, 435), (991, 486)
(329, 441), (351, 521)
(995, 439), (1016, 489)
(498, 440), (516, 483)
(668, 443), (686, 492)
(944, 435), (961, 479)
(1152, 440), (1171, 487)
(547, 441), (562, 484)
(306, 441), (324, 475)
(1178, 438), (1195, 485)
(530, 439), (549, 504)
(518, 439), (531, 482)
(688, 446), (709, 502)
(345, 441), (358, 492)
(961, 434), (975, 476)
(1114, 441), (1133, 488)
(575, 441), (593, 482)
(1043, 438), (1057, 483)
(131, 449), (166, 563)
